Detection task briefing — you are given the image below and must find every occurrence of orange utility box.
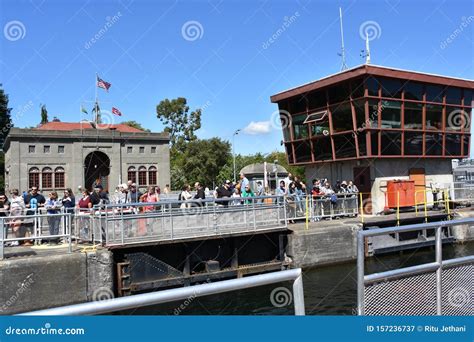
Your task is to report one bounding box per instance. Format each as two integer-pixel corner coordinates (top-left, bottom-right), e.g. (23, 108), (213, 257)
(386, 180), (416, 208)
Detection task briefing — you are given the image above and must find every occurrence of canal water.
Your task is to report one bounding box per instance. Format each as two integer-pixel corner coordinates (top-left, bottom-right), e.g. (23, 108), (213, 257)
(120, 241), (474, 315)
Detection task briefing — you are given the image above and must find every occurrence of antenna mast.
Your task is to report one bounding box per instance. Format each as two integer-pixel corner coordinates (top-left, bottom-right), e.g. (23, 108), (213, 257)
(339, 7), (348, 71)
(365, 33), (371, 64)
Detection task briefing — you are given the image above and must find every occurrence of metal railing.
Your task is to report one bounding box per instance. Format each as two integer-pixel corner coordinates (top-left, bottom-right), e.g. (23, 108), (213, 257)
(0, 211), (72, 259)
(357, 218), (474, 316)
(285, 193), (359, 225)
(90, 195), (288, 246)
(21, 268), (305, 315)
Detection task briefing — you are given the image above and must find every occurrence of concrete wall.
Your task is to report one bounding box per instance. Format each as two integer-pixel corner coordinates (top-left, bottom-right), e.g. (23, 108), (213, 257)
(0, 250), (113, 315)
(286, 223), (362, 268)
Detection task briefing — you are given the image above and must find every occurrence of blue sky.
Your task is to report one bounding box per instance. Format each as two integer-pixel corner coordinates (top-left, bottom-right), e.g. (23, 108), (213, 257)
(1, 0), (473, 155)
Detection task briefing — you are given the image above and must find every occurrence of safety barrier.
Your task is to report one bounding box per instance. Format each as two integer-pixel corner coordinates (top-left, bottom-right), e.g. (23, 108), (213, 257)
(357, 218), (474, 316)
(285, 194), (358, 225)
(22, 268), (305, 315)
(0, 211), (72, 259)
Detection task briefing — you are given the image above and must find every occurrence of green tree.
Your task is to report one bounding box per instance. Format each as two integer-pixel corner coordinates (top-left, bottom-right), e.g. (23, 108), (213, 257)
(0, 86), (12, 191)
(120, 120), (151, 132)
(156, 97), (201, 149)
(170, 138), (231, 189)
(40, 104), (48, 124)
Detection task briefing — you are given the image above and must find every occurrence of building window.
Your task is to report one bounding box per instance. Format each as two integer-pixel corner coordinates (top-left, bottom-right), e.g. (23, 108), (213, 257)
(44, 145), (50, 153)
(380, 78), (402, 98)
(28, 145), (36, 153)
(331, 102), (354, 132)
(445, 87), (462, 105)
(380, 101), (401, 129)
(404, 132), (423, 155)
(58, 146), (65, 154)
(127, 146), (133, 154)
(404, 102), (423, 129)
(381, 132), (401, 155)
(425, 104), (443, 130)
(127, 166), (137, 183)
(404, 81), (423, 101)
(294, 141), (311, 163)
(139, 146), (145, 153)
(148, 166), (157, 185)
(292, 114), (309, 139)
(426, 85), (444, 103)
(28, 167), (40, 189)
(54, 167), (65, 188)
(138, 166), (147, 186)
(425, 133), (443, 156)
(366, 77), (379, 97)
(333, 134), (357, 159)
(446, 107), (465, 131)
(312, 137), (332, 161)
(42, 167), (53, 189)
(445, 134), (462, 156)
(151, 146), (157, 153)
(328, 83), (350, 104)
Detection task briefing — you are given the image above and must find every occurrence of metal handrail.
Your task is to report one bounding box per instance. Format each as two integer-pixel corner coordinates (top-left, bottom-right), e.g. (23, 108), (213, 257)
(357, 218), (474, 316)
(21, 268), (305, 316)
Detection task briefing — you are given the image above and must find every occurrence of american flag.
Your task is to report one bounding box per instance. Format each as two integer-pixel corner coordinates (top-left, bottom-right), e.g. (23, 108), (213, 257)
(112, 107), (122, 116)
(97, 76), (111, 92)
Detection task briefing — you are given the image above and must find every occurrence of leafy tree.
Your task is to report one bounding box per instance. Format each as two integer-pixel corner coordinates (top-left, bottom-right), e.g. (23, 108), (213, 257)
(120, 120), (151, 132)
(170, 138), (231, 189)
(0, 85), (12, 146)
(0, 85), (12, 192)
(156, 97), (201, 149)
(40, 104), (48, 124)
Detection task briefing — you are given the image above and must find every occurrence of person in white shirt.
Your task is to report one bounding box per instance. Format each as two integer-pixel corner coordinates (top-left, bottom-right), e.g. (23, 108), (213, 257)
(179, 184), (193, 209)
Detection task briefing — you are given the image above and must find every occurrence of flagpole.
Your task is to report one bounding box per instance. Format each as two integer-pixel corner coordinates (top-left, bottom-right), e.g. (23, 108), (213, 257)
(95, 73), (98, 125)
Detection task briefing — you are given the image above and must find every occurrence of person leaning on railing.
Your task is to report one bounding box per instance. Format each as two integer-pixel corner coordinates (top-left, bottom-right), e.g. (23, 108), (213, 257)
(0, 193), (10, 244)
(9, 189), (25, 246)
(45, 191), (63, 245)
(241, 184), (255, 205)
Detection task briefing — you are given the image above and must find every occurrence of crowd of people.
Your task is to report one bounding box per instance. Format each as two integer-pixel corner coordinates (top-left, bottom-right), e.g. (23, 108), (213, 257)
(0, 173), (359, 246)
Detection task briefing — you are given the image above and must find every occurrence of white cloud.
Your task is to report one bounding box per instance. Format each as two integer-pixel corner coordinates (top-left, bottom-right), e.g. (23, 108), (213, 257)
(243, 121), (272, 135)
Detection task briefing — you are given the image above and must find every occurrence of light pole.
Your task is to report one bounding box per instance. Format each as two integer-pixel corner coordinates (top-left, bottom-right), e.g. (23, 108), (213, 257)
(233, 129), (241, 183)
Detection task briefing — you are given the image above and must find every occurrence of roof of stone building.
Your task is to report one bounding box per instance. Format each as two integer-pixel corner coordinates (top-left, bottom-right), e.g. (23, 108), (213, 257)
(35, 121), (143, 133)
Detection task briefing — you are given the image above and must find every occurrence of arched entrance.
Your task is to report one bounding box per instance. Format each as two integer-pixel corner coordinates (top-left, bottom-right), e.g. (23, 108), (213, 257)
(84, 151), (110, 191)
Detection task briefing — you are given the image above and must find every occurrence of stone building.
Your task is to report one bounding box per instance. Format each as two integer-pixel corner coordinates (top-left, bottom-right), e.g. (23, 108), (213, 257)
(3, 121), (170, 193)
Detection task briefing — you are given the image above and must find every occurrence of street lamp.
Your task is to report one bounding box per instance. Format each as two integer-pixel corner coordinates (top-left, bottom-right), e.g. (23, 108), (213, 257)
(233, 129), (241, 182)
